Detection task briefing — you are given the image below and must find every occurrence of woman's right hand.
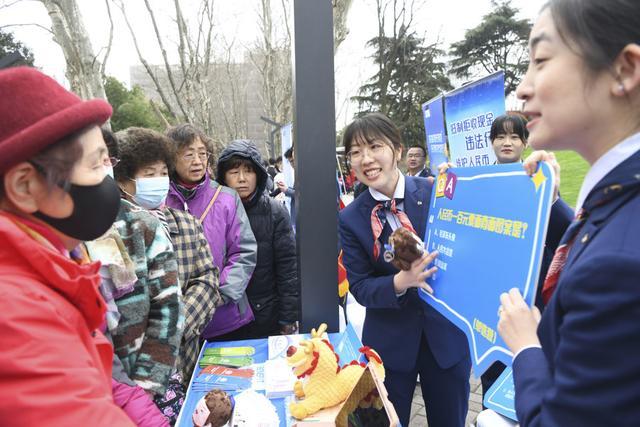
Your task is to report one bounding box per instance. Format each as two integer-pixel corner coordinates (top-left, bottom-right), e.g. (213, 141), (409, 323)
(437, 162), (455, 175)
(393, 250), (438, 295)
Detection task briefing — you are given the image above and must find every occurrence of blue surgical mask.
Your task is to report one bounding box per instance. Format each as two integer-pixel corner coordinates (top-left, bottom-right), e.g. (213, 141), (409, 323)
(105, 165), (114, 179)
(132, 176), (170, 209)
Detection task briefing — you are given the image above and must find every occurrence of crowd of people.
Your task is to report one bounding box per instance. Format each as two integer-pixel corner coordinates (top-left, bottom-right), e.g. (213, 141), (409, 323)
(0, 0), (639, 426)
(0, 66), (299, 425)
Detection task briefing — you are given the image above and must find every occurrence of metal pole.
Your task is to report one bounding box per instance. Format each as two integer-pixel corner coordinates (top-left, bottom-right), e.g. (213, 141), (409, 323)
(260, 116), (283, 159)
(292, 0), (338, 332)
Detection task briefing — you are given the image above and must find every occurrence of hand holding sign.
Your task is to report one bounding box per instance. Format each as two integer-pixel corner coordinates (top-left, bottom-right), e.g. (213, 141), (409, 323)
(498, 288), (542, 355)
(523, 151), (561, 202)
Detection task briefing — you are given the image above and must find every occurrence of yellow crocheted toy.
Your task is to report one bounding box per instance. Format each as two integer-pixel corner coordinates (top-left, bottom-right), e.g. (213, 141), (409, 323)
(286, 323), (385, 422)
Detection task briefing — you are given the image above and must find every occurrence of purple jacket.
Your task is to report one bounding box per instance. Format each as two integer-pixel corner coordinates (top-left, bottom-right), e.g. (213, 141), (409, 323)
(167, 174), (257, 337)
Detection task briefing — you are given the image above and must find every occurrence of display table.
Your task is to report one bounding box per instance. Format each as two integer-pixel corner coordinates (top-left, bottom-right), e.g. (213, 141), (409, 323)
(176, 325), (369, 427)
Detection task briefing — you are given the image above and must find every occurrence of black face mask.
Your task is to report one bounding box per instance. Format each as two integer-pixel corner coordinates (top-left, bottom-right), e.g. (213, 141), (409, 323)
(33, 176), (121, 241)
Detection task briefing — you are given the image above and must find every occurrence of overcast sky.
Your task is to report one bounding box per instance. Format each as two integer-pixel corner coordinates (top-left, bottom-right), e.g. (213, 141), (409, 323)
(1, 0), (545, 127)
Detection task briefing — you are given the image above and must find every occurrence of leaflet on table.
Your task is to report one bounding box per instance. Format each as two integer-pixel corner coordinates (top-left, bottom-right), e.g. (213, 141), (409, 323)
(203, 346), (256, 357)
(264, 358), (296, 399)
(420, 163), (555, 375)
(231, 389), (280, 427)
(199, 355), (254, 368)
(268, 334), (309, 359)
(191, 372), (252, 392)
(483, 366), (517, 422)
(198, 365), (255, 378)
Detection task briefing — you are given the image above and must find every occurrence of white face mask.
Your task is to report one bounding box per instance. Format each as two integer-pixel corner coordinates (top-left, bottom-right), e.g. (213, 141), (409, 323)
(105, 165), (114, 179)
(132, 176), (170, 209)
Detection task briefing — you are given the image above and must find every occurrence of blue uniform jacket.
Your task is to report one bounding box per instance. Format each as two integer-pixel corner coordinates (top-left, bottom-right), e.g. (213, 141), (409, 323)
(514, 150), (640, 426)
(338, 175), (469, 372)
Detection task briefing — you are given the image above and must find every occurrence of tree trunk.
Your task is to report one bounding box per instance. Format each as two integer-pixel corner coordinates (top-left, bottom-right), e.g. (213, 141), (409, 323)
(40, 0), (106, 100)
(333, 0), (353, 52)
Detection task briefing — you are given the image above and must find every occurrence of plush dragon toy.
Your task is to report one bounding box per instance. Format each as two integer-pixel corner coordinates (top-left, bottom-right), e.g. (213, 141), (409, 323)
(285, 323), (385, 423)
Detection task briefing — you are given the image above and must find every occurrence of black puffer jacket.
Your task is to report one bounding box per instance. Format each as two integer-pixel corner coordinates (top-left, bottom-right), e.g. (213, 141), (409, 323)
(217, 140), (299, 336)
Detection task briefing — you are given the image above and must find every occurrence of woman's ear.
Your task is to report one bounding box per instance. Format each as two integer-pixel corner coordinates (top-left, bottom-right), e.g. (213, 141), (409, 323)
(2, 163), (43, 213)
(612, 43), (640, 96)
(396, 145), (403, 163)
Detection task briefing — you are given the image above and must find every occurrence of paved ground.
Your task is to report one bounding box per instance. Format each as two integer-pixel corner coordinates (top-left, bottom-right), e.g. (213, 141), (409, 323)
(408, 375), (483, 426)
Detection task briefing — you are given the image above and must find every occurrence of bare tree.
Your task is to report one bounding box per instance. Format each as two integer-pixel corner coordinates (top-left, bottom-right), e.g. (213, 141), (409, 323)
(39, 0), (107, 100)
(115, 0), (252, 151)
(249, 0), (293, 157)
(333, 0), (353, 52)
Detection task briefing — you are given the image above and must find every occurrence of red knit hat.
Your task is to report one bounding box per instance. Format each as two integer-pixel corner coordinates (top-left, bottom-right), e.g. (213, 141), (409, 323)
(0, 67), (112, 173)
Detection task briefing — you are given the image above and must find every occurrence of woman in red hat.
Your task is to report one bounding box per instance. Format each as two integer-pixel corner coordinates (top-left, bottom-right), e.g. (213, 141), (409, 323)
(0, 67), (134, 426)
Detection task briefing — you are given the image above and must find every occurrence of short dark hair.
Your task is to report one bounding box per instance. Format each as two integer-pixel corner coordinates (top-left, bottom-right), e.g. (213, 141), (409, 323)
(101, 127), (119, 159)
(342, 112), (402, 155)
(489, 114), (529, 143)
(546, 0), (640, 74)
(165, 123), (213, 153)
(407, 144), (426, 157)
(114, 127), (175, 182)
(284, 147), (294, 161)
(268, 157), (276, 165)
(217, 156), (256, 187)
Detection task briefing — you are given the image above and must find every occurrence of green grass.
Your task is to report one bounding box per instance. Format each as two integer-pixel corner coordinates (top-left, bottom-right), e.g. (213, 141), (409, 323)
(554, 151), (590, 207)
(523, 148), (590, 208)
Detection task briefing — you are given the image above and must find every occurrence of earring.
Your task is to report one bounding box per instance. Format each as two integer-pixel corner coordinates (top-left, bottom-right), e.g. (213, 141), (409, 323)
(618, 83), (626, 94)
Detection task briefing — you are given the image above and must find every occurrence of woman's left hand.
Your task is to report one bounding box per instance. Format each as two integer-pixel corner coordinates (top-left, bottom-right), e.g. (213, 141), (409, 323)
(523, 150), (561, 202)
(497, 288), (542, 354)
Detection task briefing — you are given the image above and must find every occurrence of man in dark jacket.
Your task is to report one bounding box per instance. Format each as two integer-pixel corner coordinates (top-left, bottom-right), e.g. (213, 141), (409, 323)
(216, 140), (299, 338)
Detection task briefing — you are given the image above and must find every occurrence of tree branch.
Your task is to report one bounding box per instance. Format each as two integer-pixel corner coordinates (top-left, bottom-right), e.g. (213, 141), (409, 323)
(142, 0), (189, 120)
(100, 0), (114, 78)
(0, 22), (53, 35)
(114, 0), (179, 119)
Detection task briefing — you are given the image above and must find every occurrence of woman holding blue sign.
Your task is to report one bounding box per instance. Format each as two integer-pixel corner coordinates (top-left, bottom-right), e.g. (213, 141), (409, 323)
(481, 114), (574, 403)
(498, 1), (640, 426)
(338, 113), (471, 427)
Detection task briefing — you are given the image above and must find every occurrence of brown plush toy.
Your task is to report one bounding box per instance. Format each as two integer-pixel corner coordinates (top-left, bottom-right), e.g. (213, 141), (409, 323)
(384, 227), (425, 271)
(192, 389), (234, 427)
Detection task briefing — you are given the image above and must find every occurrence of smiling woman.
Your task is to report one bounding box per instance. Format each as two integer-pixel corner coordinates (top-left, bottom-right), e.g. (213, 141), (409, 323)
(496, 0), (640, 426)
(339, 112), (471, 427)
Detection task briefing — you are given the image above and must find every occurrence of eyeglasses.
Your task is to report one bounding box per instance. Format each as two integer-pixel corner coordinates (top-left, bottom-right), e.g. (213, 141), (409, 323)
(407, 154), (425, 159)
(346, 142), (388, 163)
(182, 152), (211, 163)
(100, 157), (119, 167)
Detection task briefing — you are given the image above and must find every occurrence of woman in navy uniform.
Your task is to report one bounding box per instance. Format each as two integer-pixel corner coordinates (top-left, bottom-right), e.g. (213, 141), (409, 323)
(338, 113), (470, 427)
(498, 1), (640, 426)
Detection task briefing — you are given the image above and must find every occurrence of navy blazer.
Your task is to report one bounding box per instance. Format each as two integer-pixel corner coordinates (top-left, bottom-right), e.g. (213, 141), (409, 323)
(535, 198), (574, 310)
(417, 167), (432, 178)
(514, 150), (640, 426)
(338, 176), (469, 372)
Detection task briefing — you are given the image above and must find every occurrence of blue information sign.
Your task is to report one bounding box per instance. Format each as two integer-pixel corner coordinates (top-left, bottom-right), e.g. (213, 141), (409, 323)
(422, 95), (448, 170)
(444, 71), (505, 168)
(420, 162), (555, 374)
(484, 366), (517, 422)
